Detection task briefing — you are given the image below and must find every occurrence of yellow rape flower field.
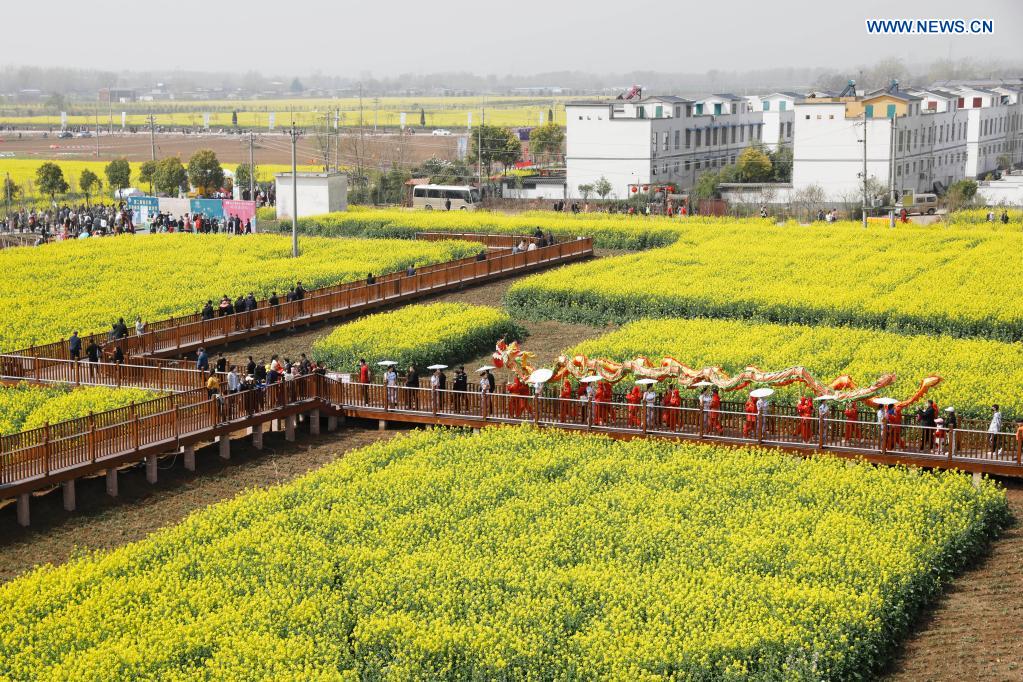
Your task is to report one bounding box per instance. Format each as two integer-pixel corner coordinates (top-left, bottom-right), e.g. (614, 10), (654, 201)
(0, 383), (158, 435)
(570, 318), (1023, 419)
(0, 234), (482, 351)
(0, 428), (1008, 680)
(506, 222), (1023, 341)
(312, 303), (523, 372)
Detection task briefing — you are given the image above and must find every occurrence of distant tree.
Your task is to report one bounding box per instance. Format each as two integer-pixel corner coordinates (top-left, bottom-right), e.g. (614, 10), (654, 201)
(469, 124), (521, 175)
(693, 171), (722, 200)
(529, 123), (565, 165)
(548, 107), (554, 123)
(153, 157), (187, 196)
(79, 169), (102, 206)
(736, 146), (773, 182)
(234, 163), (258, 194)
(35, 162), (69, 203)
(2, 176), (21, 208)
(104, 158), (131, 194)
(996, 154), (1011, 170)
(593, 176), (613, 200)
(769, 145), (793, 182)
(290, 78), (304, 93)
(45, 93), (66, 113)
(412, 157), (475, 186)
(789, 183), (827, 221)
(419, 108), (426, 127)
(187, 149), (224, 197)
(138, 160), (158, 194)
(944, 179), (979, 218)
(231, 110), (238, 127)
(577, 183), (594, 202)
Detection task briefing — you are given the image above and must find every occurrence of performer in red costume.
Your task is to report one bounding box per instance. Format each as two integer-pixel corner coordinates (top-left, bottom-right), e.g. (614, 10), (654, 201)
(559, 378), (575, 423)
(843, 401), (861, 443)
(666, 387), (682, 431)
(743, 395), (758, 438)
(709, 387), (724, 434)
(797, 396), (814, 442)
(626, 386), (642, 428)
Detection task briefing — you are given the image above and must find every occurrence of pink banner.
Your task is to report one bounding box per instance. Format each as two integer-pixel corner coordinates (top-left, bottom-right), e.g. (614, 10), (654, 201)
(221, 200), (256, 222)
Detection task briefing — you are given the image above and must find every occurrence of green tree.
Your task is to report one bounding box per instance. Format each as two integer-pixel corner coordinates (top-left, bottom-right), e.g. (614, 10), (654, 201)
(769, 146), (793, 182)
(419, 108), (426, 127)
(736, 146), (773, 182)
(469, 125), (521, 175)
(45, 93), (66, 113)
(187, 149), (224, 197)
(138, 160), (158, 194)
(529, 123), (565, 166)
(3, 176), (21, 209)
(104, 158), (131, 194)
(234, 163), (258, 194)
(593, 176), (613, 200)
(153, 157), (187, 196)
(577, 184), (594, 202)
(693, 171), (722, 200)
(548, 107), (554, 123)
(944, 179), (979, 216)
(290, 78), (304, 93)
(79, 169), (102, 206)
(412, 157), (475, 186)
(35, 162), (69, 203)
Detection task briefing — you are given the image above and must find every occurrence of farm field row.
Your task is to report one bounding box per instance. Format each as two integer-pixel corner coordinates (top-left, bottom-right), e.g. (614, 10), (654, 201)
(272, 207), (1023, 251)
(505, 222), (1023, 341)
(570, 318), (1023, 420)
(0, 158), (318, 195)
(0, 383), (157, 435)
(0, 234), (483, 351)
(312, 303), (522, 373)
(0, 427), (1007, 680)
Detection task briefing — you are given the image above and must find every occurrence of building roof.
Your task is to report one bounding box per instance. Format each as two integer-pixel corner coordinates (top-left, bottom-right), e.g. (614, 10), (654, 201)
(639, 95), (692, 104)
(863, 88), (921, 102)
(564, 100), (613, 107)
(951, 85), (1000, 96)
(711, 93), (745, 101)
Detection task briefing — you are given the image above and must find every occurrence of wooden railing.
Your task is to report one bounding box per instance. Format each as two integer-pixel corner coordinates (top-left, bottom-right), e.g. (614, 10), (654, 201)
(5, 376), (1022, 504)
(414, 232), (546, 248)
(5, 237), (594, 360)
(0, 233), (40, 249)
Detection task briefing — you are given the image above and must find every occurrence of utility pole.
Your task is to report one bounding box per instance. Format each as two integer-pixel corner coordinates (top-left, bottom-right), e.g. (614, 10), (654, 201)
(94, 104), (100, 158)
(248, 131), (255, 201)
(4, 172), (11, 220)
(477, 98), (485, 190)
(149, 112), (157, 161)
(861, 112), (868, 229)
(290, 123), (299, 258)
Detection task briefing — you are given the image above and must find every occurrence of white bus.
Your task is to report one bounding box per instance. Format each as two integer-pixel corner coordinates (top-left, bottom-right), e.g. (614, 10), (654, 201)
(411, 184), (481, 211)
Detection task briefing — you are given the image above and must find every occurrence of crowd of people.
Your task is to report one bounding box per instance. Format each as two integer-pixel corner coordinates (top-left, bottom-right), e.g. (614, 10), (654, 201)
(1, 202), (135, 236)
(148, 212), (252, 234)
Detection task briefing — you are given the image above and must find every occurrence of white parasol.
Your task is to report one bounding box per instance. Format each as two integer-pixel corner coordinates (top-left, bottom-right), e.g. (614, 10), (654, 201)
(377, 360), (397, 367)
(873, 397), (899, 406)
(749, 387), (775, 398)
(528, 368), (554, 385)
(691, 380), (713, 387)
(579, 375), (603, 383)
(814, 394), (838, 401)
(635, 378), (658, 385)
(427, 364), (448, 370)
(477, 365), (496, 373)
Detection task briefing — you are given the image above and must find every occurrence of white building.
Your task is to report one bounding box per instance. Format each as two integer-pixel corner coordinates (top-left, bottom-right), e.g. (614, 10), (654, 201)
(565, 94), (765, 199)
(948, 86), (1022, 177)
(275, 172), (347, 218)
(793, 84), (971, 201)
(745, 92), (797, 150)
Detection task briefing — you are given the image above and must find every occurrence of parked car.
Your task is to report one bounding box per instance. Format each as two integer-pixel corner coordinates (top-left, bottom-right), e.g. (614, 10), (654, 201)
(431, 129), (452, 136)
(57, 131), (73, 139)
(75, 131), (93, 138)
(895, 193), (938, 215)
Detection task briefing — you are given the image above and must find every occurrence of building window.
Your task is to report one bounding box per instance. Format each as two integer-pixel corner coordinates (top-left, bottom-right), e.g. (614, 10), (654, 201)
(674, 106), (680, 118)
(685, 159), (691, 170)
(686, 104), (692, 116)
(897, 165), (902, 176)
(651, 132), (657, 148)
(712, 128), (718, 145)
(779, 100), (787, 112)
(674, 161), (680, 174)
(662, 132), (669, 151)
(731, 125), (736, 143)
(695, 160), (701, 169)
(740, 126), (745, 142)
(655, 105), (663, 118)
(864, 104), (874, 118)
(696, 130), (702, 147)
(973, 97), (982, 108)
(674, 130), (680, 149)
(730, 155), (736, 164)
(786, 121), (792, 137)
(714, 102), (722, 115)
(886, 104), (896, 118)
(756, 125), (762, 140)
(685, 129), (692, 148)
(695, 103), (703, 115)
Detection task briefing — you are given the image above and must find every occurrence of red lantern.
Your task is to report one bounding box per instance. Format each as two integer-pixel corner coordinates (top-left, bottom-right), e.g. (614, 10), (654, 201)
(642, 185), (649, 191)
(631, 186), (638, 193)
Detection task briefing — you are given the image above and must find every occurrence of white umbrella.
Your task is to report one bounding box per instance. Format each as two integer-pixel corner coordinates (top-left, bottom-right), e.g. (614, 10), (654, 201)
(528, 368), (554, 385)
(692, 380), (713, 387)
(427, 364), (448, 370)
(579, 375), (602, 383)
(377, 360), (397, 367)
(635, 378), (658, 385)
(477, 365), (496, 373)
(814, 394), (837, 401)
(749, 387), (775, 398)
(873, 397), (899, 405)
(944, 406), (956, 413)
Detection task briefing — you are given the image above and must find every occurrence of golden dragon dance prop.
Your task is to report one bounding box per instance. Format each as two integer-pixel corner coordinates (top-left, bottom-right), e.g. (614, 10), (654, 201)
(492, 338), (536, 377)
(545, 352), (942, 405)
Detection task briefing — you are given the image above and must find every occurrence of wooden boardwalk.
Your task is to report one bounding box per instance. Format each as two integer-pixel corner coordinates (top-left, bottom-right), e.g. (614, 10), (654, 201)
(4, 374), (1021, 527)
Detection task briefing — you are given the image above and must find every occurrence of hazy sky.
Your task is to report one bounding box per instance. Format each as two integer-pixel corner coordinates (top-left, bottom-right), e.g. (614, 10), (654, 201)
(2, 0), (1020, 75)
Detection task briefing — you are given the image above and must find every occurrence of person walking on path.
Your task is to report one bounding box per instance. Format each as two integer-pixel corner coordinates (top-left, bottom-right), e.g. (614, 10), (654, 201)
(989, 404), (1003, 456)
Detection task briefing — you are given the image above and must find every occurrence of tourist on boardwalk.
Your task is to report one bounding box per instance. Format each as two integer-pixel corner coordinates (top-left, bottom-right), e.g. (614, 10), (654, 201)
(797, 396), (813, 442)
(68, 331), (81, 361)
(743, 395), (758, 438)
(206, 371), (221, 399)
(918, 400), (937, 451)
(989, 405), (1003, 456)
(479, 369), (492, 414)
(934, 417), (947, 456)
(756, 394), (770, 438)
(253, 360), (267, 384)
(215, 352), (228, 374)
(134, 316), (146, 336)
(643, 385), (657, 427)
(385, 366), (398, 407)
(452, 366), (468, 412)
(559, 378), (576, 423)
(227, 366), (240, 394)
(405, 364), (420, 409)
(817, 399), (831, 442)
(843, 401), (860, 444)
(201, 300), (215, 320)
(699, 388), (711, 431)
(85, 339), (101, 377)
(358, 359), (370, 405)
(196, 347), (209, 372)
(430, 368), (443, 412)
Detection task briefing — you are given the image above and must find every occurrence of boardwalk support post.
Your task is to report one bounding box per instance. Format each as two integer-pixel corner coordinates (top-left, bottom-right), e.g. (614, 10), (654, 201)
(105, 468), (118, 497)
(251, 423), (263, 450)
(16, 493), (29, 527)
(62, 479), (76, 512)
(327, 415), (338, 432)
(146, 455), (158, 484)
(183, 445), (196, 471)
(309, 409), (320, 435)
(219, 435), (230, 460)
(285, 415), (296, 442)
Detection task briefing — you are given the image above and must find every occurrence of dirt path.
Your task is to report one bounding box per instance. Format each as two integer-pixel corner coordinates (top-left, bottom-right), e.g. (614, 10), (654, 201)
(883, 480), (1023, 680)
